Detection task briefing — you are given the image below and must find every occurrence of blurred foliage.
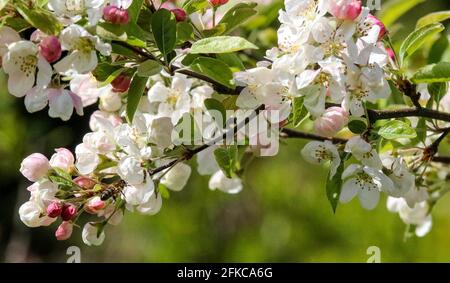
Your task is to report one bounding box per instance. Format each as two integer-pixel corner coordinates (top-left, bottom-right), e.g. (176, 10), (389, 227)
(1, 0), (450, 262)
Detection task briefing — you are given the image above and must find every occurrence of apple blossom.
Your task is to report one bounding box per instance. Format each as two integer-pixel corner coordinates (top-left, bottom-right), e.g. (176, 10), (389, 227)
(50, 148), (75, 171)
(314, 107), (349, 137)
(39, 36), (62, 64)
(82, 222), (105, 246)
(61, 204), (77, 221)
(301, 141), (341, 178)
(55, 221), (74, 241)
(160, 163), (192, 192)
(328, 0), (362, 21)
(20, 153), (50, 182)
(111, 74), (131, 93)
(74, 176), (97, 190)
(0, 26), (21, 58)
(103, 5), (130, 25)
(161, 2), (187, 22)
(46, 202), (63, 218)
(209, 171), (243, 194)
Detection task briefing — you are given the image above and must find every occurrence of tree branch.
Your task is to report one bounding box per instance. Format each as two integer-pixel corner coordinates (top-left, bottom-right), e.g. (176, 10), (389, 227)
(280, 128), (347, 144)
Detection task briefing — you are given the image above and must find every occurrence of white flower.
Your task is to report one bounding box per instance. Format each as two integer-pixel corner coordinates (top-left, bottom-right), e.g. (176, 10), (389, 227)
(75, 143), (100, 175)
(197, 146), (220, 176)
(55, 25), (111, 74)
(28, 181), (59, 210)
(136, 193), (163, 215)
(48, 89), (84, 121)
(82, 222), (105, 246)
(340, 164), (394, 210)
(209, 170), (243, 194)
(149, 116), (174, 149)
(49, 0), (106, 25)
(148, 74), (192, 124)
(387, 197), (432, 237)
(2, 41), (52, 97)
(301, 141), (341, 178)
(381, 156), (415, 197)
(99, 88), (122, 112)
(161, 163), (191, 192)
(344, 136), (382, 169)
(0, 26), (20, 57)
(19, 201), (56, 228)
(123, 181), (155, 206)
(118, 156), (145, 185)
(70, 74), (104, 107)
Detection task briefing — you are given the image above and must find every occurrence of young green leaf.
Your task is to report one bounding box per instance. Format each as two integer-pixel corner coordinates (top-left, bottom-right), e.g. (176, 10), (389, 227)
(291, 97), (309, 127)
(428, 34), (449, 64)
(399, 23), (444, 65)
(182, 0), (209, 14)
(151, 9), (177, 60)
(216, 3), (258, 35)
(378, 120), (417, 140)
(411, 62), (450, 83)
(214, 146), (238, 178)
(428, 82), (448, 104)
(326, 158), (345, 214)
(190, 36), (258, 54)
(417, 11), (450, 28)
(190, 57), (235, 89)
(128, 0), (144, 23)
(126, 76), (148, 123)
(204, 98), (227, 127)
(15, 4), (63, 35)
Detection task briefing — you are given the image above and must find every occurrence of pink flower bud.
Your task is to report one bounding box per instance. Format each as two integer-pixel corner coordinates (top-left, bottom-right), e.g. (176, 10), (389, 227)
(103, 5), (130, 25)
(49, 148), (74, 171)
(111, 74), (131, 93)
(85, 196), (106, 214)
(210, 0), (229, 7)
(55, 221), (73, 241)
(160, 3), (187, 22)
(367, 14), (386, 40)
(20, 153), (50, 182)
(328, 0), (362, 21)
(73, 176), (97, 190)
(39, 36), (62, 63)
(46, 201), (63, 218)
(61, 204), (77, 221)
(386, 48), (395, 61)
(314, 107), (349, 137)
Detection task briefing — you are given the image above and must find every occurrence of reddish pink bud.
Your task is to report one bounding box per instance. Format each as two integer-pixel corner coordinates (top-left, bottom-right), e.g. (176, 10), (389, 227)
(160, 3), (187, 22)
(209, 0), (229, 7)
(73, 176), (97, 190)
(85, 196), (106, 214)
(61, 204), (77, 221)
(39, 36), (62, 63)
(55, 221), (73, 241)
(386, 48), (395, 61)
(103, 5), (130, 25)
(46, 202), (63, 218)
(328, 0), (362, 21)
(314, 107), (349, 137)
(111, 74), (131, 93)
(367, 14), (386, 40)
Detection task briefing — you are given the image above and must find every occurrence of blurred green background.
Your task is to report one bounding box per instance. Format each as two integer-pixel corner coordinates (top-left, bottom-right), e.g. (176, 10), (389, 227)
(1, 0), (450, 262)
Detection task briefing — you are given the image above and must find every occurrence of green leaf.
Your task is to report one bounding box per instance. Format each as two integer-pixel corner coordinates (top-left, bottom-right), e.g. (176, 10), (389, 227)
(428, 33), (449, 64)
(190, 36), (258, 54)
(151, 9), (177, 61)
(182, 0), (209, 14)
(217, 53), (245, 72)
(378, 120), (417, 140)
(96, 22), (128, 41)
(291, 97), (309, 127)
(428, 82), (448, 104)
(128, 0), (144, 23)
(177, 21), (194, 43)
(348, 118), (367, 134)
(204, 98), (227, 127)
(326, 158), (344, 214)
(415, 118), (427, 144)
(92, 63), (122, 82)
(53, 167), (72, 180)
(216, 3), (258, 35)
(399, 23), (444, 65)
(378, 0), (425, 27)
(137, 60), (162, 77)
(126, 75), (148, 122)
(158, 183), (171, 199)
(411, 62), (450, 83)
(214, 146), (238, 178)
(49, 176), (74, 189)
(417, 11), (450, 28)
(15, 4), (63, 35)
(190, 57), (235, 89)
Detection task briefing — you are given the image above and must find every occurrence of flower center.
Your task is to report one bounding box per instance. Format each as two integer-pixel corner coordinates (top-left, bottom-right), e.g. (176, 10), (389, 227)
(355, 172), (378, 191)
(75, 37), (94, 53)
(18, 54), (38, 77)
(65, 0), (85, 14)
(314, 145), (332, 162)
(167, 91), (180, 106)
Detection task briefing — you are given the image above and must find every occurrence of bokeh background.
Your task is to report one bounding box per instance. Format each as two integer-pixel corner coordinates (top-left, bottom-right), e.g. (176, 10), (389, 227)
(1, 0), (450, 262)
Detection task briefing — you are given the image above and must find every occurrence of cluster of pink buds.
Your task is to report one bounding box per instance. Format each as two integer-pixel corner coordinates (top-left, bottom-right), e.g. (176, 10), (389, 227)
(47, 202), (77, 240)
(103, 5), (130, 25)
(209, 0), (229, 7)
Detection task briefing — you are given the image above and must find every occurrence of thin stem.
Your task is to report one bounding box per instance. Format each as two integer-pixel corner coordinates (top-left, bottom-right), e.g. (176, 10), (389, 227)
(280, 128), (347, 144)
